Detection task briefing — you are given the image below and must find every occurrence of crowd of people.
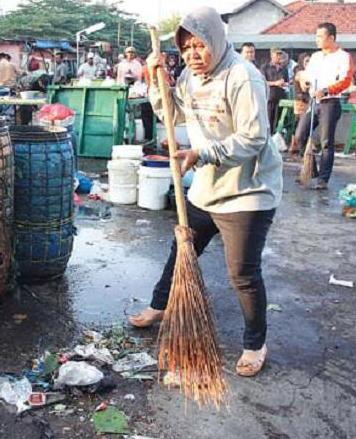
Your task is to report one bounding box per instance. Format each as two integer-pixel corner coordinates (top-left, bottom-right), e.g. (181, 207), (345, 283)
(0, 19), (353, 187)
(239, 22), (353, 189)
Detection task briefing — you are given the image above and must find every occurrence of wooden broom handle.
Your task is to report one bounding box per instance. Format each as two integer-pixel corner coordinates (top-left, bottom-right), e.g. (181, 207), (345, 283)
(150, 27), (188, 227)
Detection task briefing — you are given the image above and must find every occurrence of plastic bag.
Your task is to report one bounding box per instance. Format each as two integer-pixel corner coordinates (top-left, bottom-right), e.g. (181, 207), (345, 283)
(54, 361), (104, 387)
(73, 344), (114, 365)
(272, 132), (288, 152)
(37, 103), (75, 122)
(0, 377), (32, 413)
(339, 184), (356, 218)
(339, 184), (356, 207)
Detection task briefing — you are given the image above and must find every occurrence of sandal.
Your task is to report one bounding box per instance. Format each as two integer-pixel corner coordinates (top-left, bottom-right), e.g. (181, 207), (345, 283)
(128, 307), (164, 328)
(236, 344), (267, 377)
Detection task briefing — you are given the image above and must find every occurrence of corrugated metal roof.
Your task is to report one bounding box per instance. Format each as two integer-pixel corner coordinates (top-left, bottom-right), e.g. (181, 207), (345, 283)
(228, 33), (356, 49)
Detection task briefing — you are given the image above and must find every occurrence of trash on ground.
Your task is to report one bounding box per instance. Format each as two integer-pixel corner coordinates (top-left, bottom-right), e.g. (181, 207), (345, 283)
(339, 184), (356, 218)
(126, 436), (157, 439)
(88, 180), (104, 200)
(28, 392), (46, 407)
(125, 436), (156, 439)
(112, 352), (157, 373)
(136, 219), (151, 226)
(329, 274), (354, 288)
(0, 376), (32, 413)
(83, 329), (104, 343)
(54, 361), (104, 388)
(163, 371), (181, 388)
(92, 406), (130, 435)
(95, 401), (108, 412)
(44, 352), (60, 375)
(120, 372), (154, 381)
(75, 171), (93, 194)
(267, 303), (283, 312)
(12, 313), (27, 323)
(73, 343), (114, 365)
(124, 394), (135, 401)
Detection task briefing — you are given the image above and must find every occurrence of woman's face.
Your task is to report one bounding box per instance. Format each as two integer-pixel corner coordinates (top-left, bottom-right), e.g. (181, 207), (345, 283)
(303, 56), (310, 69)
(180, 33), (212, 75)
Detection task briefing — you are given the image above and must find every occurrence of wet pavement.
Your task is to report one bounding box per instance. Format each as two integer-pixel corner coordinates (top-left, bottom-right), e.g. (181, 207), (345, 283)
(0, 156), (356, 438)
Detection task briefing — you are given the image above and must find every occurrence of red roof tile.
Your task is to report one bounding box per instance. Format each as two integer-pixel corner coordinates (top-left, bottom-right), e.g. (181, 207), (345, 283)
(263, 2), (356, 34)
(285, 0), (305, 13)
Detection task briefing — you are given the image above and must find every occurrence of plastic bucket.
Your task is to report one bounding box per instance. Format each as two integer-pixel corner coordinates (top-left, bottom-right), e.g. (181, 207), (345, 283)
(112, 144), (143, 160)
(138, 165), (172, 210)
(142, 154), (170, 168)
(156, 123), (190, 147)
(108, 159), (139, 204)
(135, 119), (145, 142)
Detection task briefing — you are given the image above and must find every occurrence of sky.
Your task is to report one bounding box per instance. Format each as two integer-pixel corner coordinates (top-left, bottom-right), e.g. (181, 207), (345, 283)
(0, 0), (252, 22)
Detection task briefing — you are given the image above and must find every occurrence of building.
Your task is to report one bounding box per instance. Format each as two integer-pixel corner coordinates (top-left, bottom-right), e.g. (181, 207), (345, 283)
(223, 0), (356, 66)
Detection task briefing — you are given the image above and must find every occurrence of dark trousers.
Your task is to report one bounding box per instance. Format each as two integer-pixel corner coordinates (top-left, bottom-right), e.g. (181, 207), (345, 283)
(295, 99), (342, 183)
(151, 201), (275, 350)
(141, 102), (154, 141)
(267, 99), (282, 134)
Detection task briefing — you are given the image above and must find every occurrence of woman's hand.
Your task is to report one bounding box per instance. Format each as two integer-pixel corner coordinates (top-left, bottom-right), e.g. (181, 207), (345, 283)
(146, 52), (166, 81)
(173, 149), (199, 176)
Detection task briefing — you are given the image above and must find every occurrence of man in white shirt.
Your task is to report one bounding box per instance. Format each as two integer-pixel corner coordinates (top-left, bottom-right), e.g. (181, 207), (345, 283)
(77, 53), (98, 80)
(296, 22), (353, 189)
(116, 46), (142, 85)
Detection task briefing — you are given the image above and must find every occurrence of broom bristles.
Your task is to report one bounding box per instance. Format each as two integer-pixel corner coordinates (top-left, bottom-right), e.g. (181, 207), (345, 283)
(157, 225), (227, 408)
(299, 137), (315, 186)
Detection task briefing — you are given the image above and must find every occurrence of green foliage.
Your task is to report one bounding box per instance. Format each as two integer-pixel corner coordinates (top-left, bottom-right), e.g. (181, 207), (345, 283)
(0, 0), (150, 55)
(158, 13), (181, 36)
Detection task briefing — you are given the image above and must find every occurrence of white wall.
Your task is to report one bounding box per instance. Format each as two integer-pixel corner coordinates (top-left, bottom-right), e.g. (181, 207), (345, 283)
(226, 0), (286, 36)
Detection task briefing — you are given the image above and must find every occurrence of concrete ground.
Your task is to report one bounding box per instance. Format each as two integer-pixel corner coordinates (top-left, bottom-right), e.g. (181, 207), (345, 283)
(0, 156), (355, 438)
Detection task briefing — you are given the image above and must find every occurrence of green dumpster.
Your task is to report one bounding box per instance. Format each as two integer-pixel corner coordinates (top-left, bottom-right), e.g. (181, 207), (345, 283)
(47, 85), (128, 158)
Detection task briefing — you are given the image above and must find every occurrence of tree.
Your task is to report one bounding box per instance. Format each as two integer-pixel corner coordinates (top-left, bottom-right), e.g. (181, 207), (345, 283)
(158, 13), (181, 36)
(0, 0), (151, 55)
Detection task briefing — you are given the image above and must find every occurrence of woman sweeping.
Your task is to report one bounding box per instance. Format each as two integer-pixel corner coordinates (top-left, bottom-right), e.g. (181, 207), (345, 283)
(129, 6), (283, 377)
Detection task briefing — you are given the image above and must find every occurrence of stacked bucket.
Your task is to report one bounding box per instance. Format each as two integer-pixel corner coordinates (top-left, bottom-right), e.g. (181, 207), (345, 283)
(108, 145), (173, 210)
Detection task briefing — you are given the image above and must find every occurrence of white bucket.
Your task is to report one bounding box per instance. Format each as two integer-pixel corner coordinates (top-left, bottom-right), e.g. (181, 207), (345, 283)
(108, 159), (140, 204)
(138, 165), (172, 210)
(135, 119), (145, 142)
(112, 144), (143, 160)
(156, 123), (190, 147)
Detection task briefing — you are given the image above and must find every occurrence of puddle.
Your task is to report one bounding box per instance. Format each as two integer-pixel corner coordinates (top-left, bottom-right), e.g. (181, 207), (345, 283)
(66, 226), (162, 326)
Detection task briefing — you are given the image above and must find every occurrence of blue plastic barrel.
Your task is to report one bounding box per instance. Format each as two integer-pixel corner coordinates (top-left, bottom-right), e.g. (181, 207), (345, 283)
(10, 126), (75, 280)
(0, 123), (13, 294)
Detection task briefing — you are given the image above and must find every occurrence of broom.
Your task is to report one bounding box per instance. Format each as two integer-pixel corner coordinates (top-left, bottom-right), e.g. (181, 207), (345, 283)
(149, 27), (227, 407)
(299, 94), (317, 186)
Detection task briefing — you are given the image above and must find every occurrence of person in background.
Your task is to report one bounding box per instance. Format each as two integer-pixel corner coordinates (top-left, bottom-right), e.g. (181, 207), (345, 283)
(296, 22), (353, 189)
(116, 46), (142, 85)
(77, 53), (98, 80)
(166, 54), (182, 86)
(289, 53), (311, 155)
(28, 56), (40, 72)
(53, 52), (68, 84)
(129, 6), (283, 377)
(240, 42), (257, 67)
(261, 48), (289, 133)
(0, 52), (20, 88)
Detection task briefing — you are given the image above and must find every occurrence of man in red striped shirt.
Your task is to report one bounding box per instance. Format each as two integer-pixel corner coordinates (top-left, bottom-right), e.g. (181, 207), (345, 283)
(296, 22), (353, 189)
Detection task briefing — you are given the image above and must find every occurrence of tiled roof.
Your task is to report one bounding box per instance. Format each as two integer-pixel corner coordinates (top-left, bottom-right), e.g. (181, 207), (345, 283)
(284, 1), (305, 13)
(263, 2), (356, 34)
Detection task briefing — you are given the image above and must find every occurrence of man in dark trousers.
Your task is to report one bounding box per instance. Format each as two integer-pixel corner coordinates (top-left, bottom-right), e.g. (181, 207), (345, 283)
(261, 47), (289, 133)
(296, 22), (353, 189)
